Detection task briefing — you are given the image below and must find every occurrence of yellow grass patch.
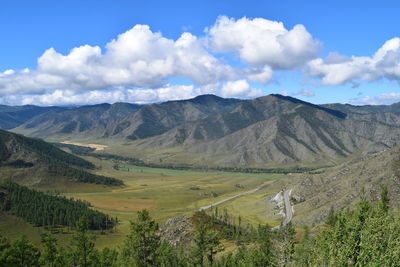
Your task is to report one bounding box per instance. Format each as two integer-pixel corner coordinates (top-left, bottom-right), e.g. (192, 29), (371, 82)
(60, 141), (108, 151)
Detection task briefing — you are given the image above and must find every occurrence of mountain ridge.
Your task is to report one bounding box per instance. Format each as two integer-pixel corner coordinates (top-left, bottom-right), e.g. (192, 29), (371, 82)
(6, 94), (400, 167)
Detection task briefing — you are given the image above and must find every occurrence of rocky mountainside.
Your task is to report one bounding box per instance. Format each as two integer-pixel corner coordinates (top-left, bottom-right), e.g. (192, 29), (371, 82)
(8, 94), (400, 167)
(288, 145), (400, 226)
(131, 95), (400, 167)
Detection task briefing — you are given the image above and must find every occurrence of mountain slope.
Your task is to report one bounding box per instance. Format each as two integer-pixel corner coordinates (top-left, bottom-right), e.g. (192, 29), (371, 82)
(13, 95), (242, 140)
(0, 130), (123, 188)
(11, 94), (400, 167)
(13, 102), (142, 140)
(0, 105), (65, 130)
(129, 94), (400, 167)
(289, 145), (400, 226)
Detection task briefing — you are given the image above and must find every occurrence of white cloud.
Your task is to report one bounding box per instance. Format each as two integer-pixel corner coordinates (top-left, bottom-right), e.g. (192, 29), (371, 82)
(280, 90), (289, 96)
(246, 66), (273, 83)
(307, 38), (400, 85)
(220, 80), (262, 98)
(206, 16), (320, 69)
(0, 85), (199, 106)
(349, 92), (400, 105)
(0, 24), (237, 97)
(0, 16), (324, 105)
(295, 89), (315, 97)
(5, 15), (400, 106)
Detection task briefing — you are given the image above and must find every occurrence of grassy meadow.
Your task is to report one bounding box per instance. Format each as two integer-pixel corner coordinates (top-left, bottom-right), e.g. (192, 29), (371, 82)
(0, 151), (287, 248)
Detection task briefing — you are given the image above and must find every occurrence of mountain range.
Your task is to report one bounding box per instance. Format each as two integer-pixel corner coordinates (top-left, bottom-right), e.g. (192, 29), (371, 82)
(4, 94), (400, 167)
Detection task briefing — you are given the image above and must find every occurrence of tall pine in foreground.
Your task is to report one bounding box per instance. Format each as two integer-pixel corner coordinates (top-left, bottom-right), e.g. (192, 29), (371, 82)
(69, 217), (97, 267)
(121, 209), (161, 266)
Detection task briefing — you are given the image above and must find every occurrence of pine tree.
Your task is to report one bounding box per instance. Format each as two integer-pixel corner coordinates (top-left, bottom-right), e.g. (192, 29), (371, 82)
(250, 224), (276, 267)
(0, 235), (10, 266)
(98, 247), (119, 267)
(157, 241), (180, 267)
(4, 235), (41, 267)
(121, 209), (160, 267)
(280, 222), (296, 266)
(70, 216), (97, 267)
(40, 233), (63, 267)
(190, 223), (224, 266)
(379, 185), (390, 214)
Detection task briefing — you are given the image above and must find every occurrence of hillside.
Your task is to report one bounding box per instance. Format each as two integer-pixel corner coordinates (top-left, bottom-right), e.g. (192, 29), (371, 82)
(10, 94), (400, 167)
(12, 102), (142, 140)
(287, 145), (400, 226)
(0, 180), (116, 230)
(0, 129), (123, 188)
(0, 105), (65, 130)
(121, 95), (400, 167)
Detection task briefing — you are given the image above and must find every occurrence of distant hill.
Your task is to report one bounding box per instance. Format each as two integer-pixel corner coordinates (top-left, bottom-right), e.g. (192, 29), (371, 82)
(12, 102), (142, 140)
(0, 129), (123, 188)
(13, 95), (241, 140)
(0, 105), (66, 129)
(10, 94), (400, 167)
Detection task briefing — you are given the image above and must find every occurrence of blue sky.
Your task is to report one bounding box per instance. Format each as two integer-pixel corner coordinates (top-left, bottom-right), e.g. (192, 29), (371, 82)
(1, 0), (400, 106)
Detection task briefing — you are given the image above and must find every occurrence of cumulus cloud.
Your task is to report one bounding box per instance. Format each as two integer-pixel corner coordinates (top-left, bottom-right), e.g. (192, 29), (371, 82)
(220, 80), (262, 98)
(4, 15), (399, 106)
(0, 85), (199, 106)
(0, 16), (322, 105)
(206, 16), (320, 69)
(0, 25), (238, 97)
(307, 38), (400, 85)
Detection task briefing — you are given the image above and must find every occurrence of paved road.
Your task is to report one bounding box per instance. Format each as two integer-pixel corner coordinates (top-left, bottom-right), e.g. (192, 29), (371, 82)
(282, 189), (293, 226)
(198, 185), (263, 211)
(272, 189), (293, 230)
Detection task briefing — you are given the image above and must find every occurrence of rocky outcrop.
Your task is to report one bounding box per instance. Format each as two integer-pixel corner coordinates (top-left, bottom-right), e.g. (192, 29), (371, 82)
(159, 215), (193, 248)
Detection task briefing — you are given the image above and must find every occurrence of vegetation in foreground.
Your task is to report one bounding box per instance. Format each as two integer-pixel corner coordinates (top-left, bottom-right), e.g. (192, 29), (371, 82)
(1, 186), (398, 266)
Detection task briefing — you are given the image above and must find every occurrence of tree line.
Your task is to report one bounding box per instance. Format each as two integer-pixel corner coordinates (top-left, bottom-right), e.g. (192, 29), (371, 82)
(0, 181), (116, 231)
(46, 163), (124, 186)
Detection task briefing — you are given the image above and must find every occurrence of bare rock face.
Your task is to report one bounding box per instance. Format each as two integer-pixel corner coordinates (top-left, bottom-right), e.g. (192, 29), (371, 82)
(159, 215), (193, 248)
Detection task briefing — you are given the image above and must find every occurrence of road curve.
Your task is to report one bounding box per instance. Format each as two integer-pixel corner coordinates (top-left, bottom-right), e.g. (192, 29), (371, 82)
(198, 185), (263, 211)
(282, 189), (293, 226)
(272, 189), (293, 230)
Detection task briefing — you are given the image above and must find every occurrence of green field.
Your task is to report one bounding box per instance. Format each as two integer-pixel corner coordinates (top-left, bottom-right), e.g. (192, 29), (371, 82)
(0, 154), (286, 248)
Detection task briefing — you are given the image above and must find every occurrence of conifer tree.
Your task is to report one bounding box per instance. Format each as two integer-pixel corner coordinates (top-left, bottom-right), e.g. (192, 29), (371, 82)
(379, 185), (390, 214)
(4, 235), (41, 267)
(70, 216), (97, 267)
(40, 233), (64, 267)
(121, 209), (160, 267)
(0, 235), (10, 266)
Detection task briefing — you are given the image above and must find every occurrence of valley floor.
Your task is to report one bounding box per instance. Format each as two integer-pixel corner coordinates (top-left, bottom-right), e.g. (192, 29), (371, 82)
(0, 154), (287, 248)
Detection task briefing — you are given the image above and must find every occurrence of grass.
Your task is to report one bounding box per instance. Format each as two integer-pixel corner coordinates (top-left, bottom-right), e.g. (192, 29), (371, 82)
(0, 154), (286, 248)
